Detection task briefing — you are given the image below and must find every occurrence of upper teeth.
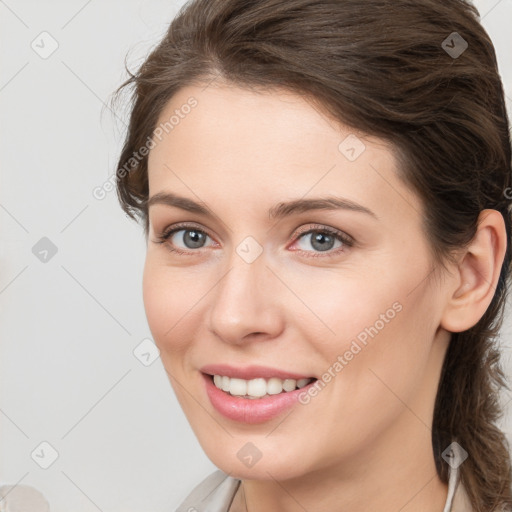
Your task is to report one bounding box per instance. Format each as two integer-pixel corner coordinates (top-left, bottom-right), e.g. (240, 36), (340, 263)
(213, 375), (313, 398)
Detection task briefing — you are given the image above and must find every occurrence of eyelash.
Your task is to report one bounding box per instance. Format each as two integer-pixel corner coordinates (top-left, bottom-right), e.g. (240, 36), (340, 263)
(153, 222), (354, 258)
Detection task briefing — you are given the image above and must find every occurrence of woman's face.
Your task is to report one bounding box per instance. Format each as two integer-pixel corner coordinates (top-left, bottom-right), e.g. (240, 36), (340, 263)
(144, 83), (451, 480)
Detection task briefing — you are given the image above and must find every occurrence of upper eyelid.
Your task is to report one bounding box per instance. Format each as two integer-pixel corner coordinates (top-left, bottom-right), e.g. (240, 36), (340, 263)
(158, 222), (347, 239)
(294, 223), (349, 237)
(161, 222), (213, 238)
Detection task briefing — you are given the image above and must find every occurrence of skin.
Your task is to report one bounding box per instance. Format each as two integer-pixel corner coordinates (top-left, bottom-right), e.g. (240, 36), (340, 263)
(143, 82), (506, 512)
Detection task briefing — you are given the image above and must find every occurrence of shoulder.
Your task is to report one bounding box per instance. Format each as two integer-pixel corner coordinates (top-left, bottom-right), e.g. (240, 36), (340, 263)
(175, 470), (241, 512)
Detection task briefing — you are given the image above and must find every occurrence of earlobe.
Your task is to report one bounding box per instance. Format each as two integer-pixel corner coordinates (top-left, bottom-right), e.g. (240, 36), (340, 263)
(440, 209), (507, 333)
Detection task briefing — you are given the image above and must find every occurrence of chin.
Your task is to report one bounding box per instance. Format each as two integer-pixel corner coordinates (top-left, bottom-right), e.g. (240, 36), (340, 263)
(200, 438), (312, 481)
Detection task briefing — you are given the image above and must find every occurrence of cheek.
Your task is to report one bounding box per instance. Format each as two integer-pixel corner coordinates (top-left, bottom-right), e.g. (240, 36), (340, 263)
(278, 262), (404, 346)
(142, 259), (194, 355)
(292, 244), (435, 349)
(289, 257), (438, 394)
(323, 279), (439, 425)
(142, 255), (224, 366)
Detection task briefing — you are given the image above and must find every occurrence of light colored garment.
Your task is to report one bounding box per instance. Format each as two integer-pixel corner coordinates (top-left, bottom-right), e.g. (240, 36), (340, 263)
(175, 463), (473, 512)
(0, 484), (50, 511)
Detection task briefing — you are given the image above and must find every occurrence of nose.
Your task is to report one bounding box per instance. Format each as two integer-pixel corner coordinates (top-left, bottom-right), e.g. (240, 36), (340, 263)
(208, 253), (285, 345)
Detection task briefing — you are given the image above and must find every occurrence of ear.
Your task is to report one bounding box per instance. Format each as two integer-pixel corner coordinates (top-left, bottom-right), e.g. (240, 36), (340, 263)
(440, 209), (507, 333)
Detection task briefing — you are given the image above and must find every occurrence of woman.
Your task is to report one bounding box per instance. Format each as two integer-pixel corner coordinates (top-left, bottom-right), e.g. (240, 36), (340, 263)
(114, 0), (512, 510)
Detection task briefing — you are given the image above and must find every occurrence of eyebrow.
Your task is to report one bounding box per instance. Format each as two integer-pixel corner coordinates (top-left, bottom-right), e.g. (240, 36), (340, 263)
(146, 192), (377, 220)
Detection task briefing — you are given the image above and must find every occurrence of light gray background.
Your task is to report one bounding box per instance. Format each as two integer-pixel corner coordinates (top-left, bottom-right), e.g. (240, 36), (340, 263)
(1, 1), (511, 511)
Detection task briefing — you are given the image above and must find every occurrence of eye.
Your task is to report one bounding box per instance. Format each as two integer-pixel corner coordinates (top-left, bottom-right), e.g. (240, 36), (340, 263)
(290, 225), (353, 256)
(153, 223), (216, 254)
(153, 222), (352, 257)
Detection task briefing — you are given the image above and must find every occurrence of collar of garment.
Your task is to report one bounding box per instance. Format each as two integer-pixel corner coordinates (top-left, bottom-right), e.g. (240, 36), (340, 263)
(176, 463), (473, 512)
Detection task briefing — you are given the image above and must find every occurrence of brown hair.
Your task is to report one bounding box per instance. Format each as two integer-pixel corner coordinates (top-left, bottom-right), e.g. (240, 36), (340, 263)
(113, 0), (512, 509)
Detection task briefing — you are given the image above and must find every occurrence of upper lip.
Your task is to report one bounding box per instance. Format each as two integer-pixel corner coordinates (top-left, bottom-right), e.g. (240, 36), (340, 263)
(200, 364), (315, 381)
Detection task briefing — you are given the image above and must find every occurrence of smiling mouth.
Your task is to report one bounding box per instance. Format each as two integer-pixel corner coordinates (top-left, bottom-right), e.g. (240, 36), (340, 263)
(207, 374), (317, 399)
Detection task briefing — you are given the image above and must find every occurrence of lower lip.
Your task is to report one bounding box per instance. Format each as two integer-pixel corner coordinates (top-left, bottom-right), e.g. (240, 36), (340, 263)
(202, 373), (316, 424)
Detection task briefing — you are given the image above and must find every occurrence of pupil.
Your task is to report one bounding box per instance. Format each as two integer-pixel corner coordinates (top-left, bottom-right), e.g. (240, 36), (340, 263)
(311, 232), (334, 251)
(184, 230), (205, 249)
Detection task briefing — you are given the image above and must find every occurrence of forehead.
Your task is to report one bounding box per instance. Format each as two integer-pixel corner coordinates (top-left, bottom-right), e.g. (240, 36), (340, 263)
(150, 83), (344, 161)
(147, 84), (419, 225)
